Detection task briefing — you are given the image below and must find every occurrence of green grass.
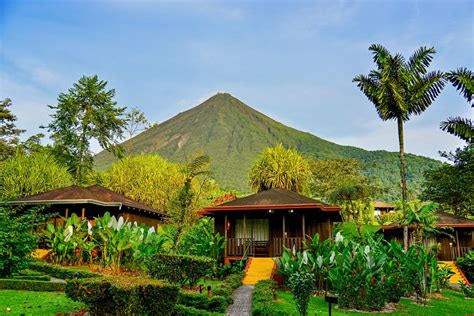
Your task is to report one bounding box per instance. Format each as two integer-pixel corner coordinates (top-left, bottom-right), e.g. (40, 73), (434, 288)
(275, 290), (474, 316)
(0, 290), (85, 315)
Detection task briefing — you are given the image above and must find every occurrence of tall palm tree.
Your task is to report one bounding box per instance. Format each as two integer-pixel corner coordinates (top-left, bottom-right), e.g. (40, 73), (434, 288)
(353, 44), (445, 251)
(441, 68), (473, 143)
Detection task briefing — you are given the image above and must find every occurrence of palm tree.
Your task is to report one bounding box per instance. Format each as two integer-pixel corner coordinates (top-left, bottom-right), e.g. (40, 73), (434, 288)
(353, 44), (445, 250)
(441, 68), (473, 143)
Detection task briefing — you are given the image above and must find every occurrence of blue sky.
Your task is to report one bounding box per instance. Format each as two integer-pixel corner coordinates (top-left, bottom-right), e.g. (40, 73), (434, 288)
(1, 0), (473, 160)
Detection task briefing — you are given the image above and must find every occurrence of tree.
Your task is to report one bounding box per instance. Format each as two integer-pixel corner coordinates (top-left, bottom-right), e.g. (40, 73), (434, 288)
(329, 183), (375, 224)
(166, 155), (212, 252)
(0, 206), (46, 277)
(17, 133), (49, 155)
(101, 155), (185, 211)
(441, 68), (473, 143)
(0, 152), (73, 200)
(0, 98), (24, 160)
(310, 159), (367, 201)
(124, 107), (151, 139)
(422, 146), (474, 217)
(353, 44), (445, 250)
(45, 75), (126, 183)
(249, 144), (311, 193)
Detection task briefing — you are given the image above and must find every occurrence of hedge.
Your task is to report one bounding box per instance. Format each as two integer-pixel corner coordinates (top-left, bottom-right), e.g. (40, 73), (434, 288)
(212, 273), (243, 304)
(252, 279), (288, 316)
(12, 275), (51, 281)
(66, 276), (179, 315)
(147, 254), (215, 287)
(0, 278), (65, 291)
(173, 304), (222, 316)
(177, 292), (228, 312)
(29, 261), (99, 279)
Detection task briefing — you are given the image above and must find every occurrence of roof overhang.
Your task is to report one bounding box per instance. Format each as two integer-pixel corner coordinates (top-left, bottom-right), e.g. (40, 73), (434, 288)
(199, 203), (340, 215)
(382, 223), (474, 230)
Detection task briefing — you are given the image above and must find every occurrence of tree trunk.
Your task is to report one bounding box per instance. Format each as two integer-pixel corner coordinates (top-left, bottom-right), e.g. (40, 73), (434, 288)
(397, 117), (409, 251)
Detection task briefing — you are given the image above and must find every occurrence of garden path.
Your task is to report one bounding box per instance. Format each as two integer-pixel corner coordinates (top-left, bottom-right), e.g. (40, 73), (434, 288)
(226, 285), (254, 316)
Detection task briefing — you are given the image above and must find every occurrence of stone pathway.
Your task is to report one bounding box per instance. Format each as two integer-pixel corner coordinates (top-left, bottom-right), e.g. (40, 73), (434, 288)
(226, 285), (254, 316)
(50, 276), (66, 283)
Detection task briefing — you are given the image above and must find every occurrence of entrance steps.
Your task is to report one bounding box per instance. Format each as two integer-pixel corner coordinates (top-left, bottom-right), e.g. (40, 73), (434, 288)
(242, 258), (275, 285)
(438, 261), (470, 285)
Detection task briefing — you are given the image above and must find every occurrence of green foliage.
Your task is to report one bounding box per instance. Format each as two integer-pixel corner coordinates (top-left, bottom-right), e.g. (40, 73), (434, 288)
(249, 144), (311, 193)
(29, 261), (99, 279)
(456, 250), (474, 283)
(0, 278), (66, 291)
(442, 68), (473, 143)
(0, 98), (24, 160)
(65, 277), (179, 315)
(42, 212), (165, 271)
(329, 183), (377, 223)
(422, 146), (474, 217)
(124, 107), (150, 139)
(252, 279), (288, 316)
(100, 155), (184, 211)
(147, 254), (215, 287)
(173, 304), (222, 316)
(403, 202), (452, 244)
(459, 281), (474, 298)
(0, 152), (72, 200)
(0, 206), (45, 277)
(212, 272), (243, 300)
(94, 93), (442, 201)
(46, 75), (126, 183)
(177, 292), (228, 312)
(287, 271), (315, 316)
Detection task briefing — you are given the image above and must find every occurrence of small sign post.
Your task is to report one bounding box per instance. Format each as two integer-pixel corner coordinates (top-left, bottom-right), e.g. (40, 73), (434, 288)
(325, 293), (338, 316)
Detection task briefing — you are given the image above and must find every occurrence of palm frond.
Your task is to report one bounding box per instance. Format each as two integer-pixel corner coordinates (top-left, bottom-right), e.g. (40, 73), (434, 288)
(446, 68), (474, 103)
(368, 44), (391, 70)
(440, 117), (474, 143)
(353, 74), (379, 105)
(408, 71), (445, 115)
(407, 46), (436, 75)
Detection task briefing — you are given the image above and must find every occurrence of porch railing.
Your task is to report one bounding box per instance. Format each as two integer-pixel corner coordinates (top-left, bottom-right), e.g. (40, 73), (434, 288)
(451, 246), (472, 260)
(227, 237), (304, 257)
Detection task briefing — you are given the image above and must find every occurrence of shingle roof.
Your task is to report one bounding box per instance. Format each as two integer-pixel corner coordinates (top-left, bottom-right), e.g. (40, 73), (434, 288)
(10, 185), (165, 217)
(373, 201), (395, 209)
(435, 212), (474, 226)
(200, 188), (340, 213)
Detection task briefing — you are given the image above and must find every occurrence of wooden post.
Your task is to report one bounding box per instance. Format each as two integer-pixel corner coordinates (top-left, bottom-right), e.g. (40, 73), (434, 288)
(456, 230), (461, 259)
(243, 214), (247, 255)
(282, 214), (286, 245)
(81, 208), (85, 220)
(302, 213), (306, 245)
(224, 215), (228, 258)
(328, 218), (332, 241)
(65, 208), (69, 219)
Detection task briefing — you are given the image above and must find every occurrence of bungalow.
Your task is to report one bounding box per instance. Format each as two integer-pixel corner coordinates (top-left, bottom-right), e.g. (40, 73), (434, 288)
(383, 211), (474, 260)
(8, 185), (166, 228)
(199, 188), (342, 259)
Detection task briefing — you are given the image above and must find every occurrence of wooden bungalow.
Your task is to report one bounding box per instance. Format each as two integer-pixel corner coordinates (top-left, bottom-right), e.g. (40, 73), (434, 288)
(373, 201), (395, 217)
(9, 185), (166, 228)
(199, 188), (342, 259)
(383, 212), (474, 260)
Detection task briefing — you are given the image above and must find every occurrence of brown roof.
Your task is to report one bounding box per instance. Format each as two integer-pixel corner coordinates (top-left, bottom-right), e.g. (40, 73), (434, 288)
(10, 185), (165, 218)
(200, 188), (340, 214)
(373, 201), (395, 209)
(383, 211), (474, 229)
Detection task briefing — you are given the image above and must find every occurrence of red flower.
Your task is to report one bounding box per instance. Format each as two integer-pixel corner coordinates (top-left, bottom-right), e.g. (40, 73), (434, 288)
(351, 271), (355, 277)
(382, 275), (386, 283)
(371, 277), (376, 286)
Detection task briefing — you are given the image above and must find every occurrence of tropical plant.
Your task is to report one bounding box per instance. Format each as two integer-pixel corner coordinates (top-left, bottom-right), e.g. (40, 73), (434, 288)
(0, 206), (46, 277)
(353, 44), (445, 250)
(167, 155), (212, 253)
(459, 281), (474, 299)
(45, 75), (126, 183)
(457, 250), (474, 283)
(329, 183), (376, 224)
(249, 144), (311, 194)
(101, 155), (184, 211)
(441, 68), (473, 143)
(0, 152), (73, 200)
(0, 98), (24, 161)
(124, 107), (150, 139)
(288, 271), (315, 316)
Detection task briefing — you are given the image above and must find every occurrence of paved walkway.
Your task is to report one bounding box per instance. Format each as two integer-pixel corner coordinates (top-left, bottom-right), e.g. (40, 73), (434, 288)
(226, 285), (254, 316)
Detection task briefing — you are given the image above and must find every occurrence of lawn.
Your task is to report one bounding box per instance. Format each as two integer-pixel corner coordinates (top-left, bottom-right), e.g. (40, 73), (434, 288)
(275, 290), (474, 316)
(0, 290), (85, 315)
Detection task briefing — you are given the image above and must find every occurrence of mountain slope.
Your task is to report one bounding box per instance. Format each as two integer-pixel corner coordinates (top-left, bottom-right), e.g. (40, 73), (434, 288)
(95, 93), (441, 199)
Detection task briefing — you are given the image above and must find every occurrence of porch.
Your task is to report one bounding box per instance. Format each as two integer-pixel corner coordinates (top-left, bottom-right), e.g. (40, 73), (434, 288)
(226, 237), (304, 257)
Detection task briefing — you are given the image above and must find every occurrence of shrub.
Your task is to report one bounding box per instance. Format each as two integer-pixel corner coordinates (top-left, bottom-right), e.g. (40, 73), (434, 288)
(0, 206), (46, 277)
(29, 261), (98, 279)
(11, 275), (51, 281)
(66, 276), (179, 315)
(252, 279), (288, 316)
(287, 271), (315, 316)
(177, 292), (227, 312)
(459, 281), (474, 299)
(0, 278), (65, 291)
(213, 273), (243, 304)
(147, 254), (214, 287)
(173, 304), (222, 316)
(457, 251), (474, 283)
